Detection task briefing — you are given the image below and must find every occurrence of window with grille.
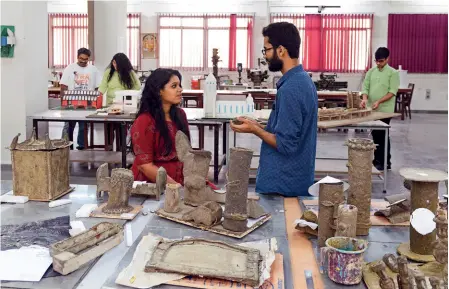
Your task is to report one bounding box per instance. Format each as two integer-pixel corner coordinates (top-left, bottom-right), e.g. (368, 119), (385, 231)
(271, 13), (374, 73)
(48, 13), (141, 69)
(158, 14), (254, 71)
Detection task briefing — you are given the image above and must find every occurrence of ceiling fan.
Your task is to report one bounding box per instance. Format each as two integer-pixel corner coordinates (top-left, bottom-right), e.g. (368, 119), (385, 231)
(304, 5), (341, 13)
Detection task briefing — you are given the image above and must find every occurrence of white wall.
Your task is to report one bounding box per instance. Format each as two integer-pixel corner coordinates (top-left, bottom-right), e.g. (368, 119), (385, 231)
(1, 1), (49, 164)
(47, 0), (448, 111)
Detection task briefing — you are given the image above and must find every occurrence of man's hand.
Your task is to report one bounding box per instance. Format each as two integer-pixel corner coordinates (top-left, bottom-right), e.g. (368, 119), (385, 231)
(372, 101), (380, 110)
(230, 117), (258, 134)
(360, 99), (367, 109)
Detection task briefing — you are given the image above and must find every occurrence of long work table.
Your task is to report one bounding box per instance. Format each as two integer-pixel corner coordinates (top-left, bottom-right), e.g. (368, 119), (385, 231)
(29, 108), (229, 183)
(0, 181), (411, 289)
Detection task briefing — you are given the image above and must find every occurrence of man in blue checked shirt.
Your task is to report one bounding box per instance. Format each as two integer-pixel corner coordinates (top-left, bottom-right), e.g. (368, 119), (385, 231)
(231, 22), (318, 197)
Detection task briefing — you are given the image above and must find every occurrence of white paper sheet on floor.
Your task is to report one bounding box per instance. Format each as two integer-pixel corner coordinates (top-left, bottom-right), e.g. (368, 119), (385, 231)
(115, 233), (278, 288)
(0, 245), (53, 282)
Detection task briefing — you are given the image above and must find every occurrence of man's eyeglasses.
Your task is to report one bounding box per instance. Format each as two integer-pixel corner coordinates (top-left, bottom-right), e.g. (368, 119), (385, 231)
(262, 47), (274, 55)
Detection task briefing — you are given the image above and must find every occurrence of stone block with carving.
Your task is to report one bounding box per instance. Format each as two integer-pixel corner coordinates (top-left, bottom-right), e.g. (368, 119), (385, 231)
(97, 164), (166, 200)
(7, 130), (72, 201)
(182, 201), (223, 226)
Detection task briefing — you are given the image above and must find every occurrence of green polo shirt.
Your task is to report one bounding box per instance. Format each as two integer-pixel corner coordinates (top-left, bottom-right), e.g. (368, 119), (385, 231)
(361, 64), (400, 113)
(98, 69), (141, 105)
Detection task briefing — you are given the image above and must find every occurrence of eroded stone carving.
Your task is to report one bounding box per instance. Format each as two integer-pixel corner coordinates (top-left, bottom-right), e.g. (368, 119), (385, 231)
(97, 164), (167, 200)
(433, 209), (448, 286)
(102, 168), (134, 214)
(247, 199), (266, 219)
(397, 255), (409, 289)
(382, 254), (399, 273)
(414, 271), (427, 289)
(145, 238), (261, 287)
(375, 193), (411, 224)
(164, 183), (181, 213)
(182, 201), (223, 226)
(335, 204), (358, 238)
(176, 131), (215, 207)
(429, 277), (444, 289)
(8, 131), (72, 201)
(346, 138), (376, 236)
(371, 260), (396, 289)
(223, 147), (254, 232)
(318, 182), (344, 247)
(50, 222), (123, 275)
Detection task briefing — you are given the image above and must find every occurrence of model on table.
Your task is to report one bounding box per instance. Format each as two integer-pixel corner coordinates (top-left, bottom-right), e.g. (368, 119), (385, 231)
(60, 47), (102, 150)
(360, 47), (400, 171)
(98, 53), (141, 106)
(231, 22), (318, 197)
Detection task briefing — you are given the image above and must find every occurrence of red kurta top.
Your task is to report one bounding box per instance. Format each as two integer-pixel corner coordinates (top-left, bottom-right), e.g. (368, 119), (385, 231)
(131, 109), (189, 184)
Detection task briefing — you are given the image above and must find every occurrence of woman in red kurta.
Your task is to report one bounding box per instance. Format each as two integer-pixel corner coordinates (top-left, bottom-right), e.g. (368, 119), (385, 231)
(131, 68), (190, 185)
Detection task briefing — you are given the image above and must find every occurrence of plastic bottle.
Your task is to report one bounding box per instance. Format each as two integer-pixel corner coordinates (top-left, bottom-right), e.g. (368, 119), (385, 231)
(246, 93), (255, 115)
(204, 73), (217, 118)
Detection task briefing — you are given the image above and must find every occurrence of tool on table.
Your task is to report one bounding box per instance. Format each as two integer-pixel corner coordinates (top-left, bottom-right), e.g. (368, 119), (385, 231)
(305, 269), (315, 289)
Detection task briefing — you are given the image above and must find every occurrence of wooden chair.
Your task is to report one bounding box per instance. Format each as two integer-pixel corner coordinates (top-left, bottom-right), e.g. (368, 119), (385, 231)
(396, 83), (414, 120)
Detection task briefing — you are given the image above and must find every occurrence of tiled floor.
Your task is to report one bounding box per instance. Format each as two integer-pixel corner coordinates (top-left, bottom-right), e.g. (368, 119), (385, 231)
(1, 113), (447, 199)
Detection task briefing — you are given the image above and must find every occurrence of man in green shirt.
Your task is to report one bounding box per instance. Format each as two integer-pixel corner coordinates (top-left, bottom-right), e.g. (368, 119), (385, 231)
(360, 47), (399, 171)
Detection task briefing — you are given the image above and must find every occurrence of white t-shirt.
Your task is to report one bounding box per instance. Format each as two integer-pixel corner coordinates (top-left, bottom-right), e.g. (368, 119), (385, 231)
(60, 63), (102, 90)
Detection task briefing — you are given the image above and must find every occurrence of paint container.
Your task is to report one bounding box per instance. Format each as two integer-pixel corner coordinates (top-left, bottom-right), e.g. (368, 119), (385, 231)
(320, 236), (368, 285)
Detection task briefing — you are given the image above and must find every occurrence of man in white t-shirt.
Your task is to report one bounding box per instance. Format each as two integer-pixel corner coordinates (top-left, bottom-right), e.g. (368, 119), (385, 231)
(60, 48), (102, 150)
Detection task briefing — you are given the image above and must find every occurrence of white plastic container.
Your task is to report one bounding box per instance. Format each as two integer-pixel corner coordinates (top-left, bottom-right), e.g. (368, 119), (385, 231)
(204, 73), (217, 118)
(398, 65), (408, 89)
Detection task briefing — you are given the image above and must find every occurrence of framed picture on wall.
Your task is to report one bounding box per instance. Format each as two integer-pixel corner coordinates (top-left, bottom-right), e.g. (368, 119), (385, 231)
(141, 33), (157, 59)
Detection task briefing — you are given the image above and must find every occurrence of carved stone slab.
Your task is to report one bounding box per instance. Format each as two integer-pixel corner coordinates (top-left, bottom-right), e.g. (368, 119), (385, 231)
(145, 239), (261, 287)
(50, 222), (123, 275)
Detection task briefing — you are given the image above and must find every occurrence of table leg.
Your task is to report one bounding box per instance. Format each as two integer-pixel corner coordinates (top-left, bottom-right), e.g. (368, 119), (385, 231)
(89, 122), (94, 149)
(383, 127), (389, 193)
(214, 125), (219, 183)
(222, 122), (227, 165)
(120, 122), (127, 168)
(33, 119), (39, 138)
(198, 125), (205, 149)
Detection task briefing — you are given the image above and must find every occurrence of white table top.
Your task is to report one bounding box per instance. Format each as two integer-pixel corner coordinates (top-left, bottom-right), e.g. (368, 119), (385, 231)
(182, 89), (351, 96)
(28, 108), (207, 122)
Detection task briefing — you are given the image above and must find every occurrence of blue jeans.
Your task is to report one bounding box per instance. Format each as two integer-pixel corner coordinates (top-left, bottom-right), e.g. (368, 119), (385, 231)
(63, 122), (87, 148)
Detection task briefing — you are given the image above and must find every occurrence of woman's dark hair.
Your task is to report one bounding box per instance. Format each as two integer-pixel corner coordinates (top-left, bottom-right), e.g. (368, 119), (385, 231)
(135, 68), (190, 156)
(107, 53), (135, 89)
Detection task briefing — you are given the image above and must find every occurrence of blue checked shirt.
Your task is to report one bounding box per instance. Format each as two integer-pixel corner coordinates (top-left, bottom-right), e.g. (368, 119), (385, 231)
(256, 64), (318, 197)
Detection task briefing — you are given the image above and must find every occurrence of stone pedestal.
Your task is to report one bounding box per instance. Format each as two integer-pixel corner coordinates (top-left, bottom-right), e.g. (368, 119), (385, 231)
(223, 147), (253, 232)
(398, 168), (447, 260)
(346, 138), (376, 236)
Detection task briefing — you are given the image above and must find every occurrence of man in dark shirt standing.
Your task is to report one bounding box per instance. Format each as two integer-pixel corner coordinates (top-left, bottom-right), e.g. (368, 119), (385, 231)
(231, 22), (318, 197)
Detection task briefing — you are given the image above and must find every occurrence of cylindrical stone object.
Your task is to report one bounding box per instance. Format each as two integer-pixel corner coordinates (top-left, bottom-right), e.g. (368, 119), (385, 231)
(399, 168), (447, 256)
(346, 138), (376, 236)
(410, 181), (439, 255)
(223, 147), (254, 232)
(318, 182), (344, 247)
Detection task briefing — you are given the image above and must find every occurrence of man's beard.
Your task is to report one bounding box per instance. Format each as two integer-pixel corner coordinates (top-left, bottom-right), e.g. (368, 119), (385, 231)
(267, 51), (283, 72)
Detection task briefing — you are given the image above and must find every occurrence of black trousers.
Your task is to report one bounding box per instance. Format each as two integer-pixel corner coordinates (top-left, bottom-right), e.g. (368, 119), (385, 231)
(372, 118), (391, 167)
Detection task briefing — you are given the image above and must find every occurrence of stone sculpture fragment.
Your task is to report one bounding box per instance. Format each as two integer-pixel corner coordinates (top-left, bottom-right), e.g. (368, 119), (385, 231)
(223, 147), (254, 232)
(164, 183), (181, 213)
(182, 201), (223, 226)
